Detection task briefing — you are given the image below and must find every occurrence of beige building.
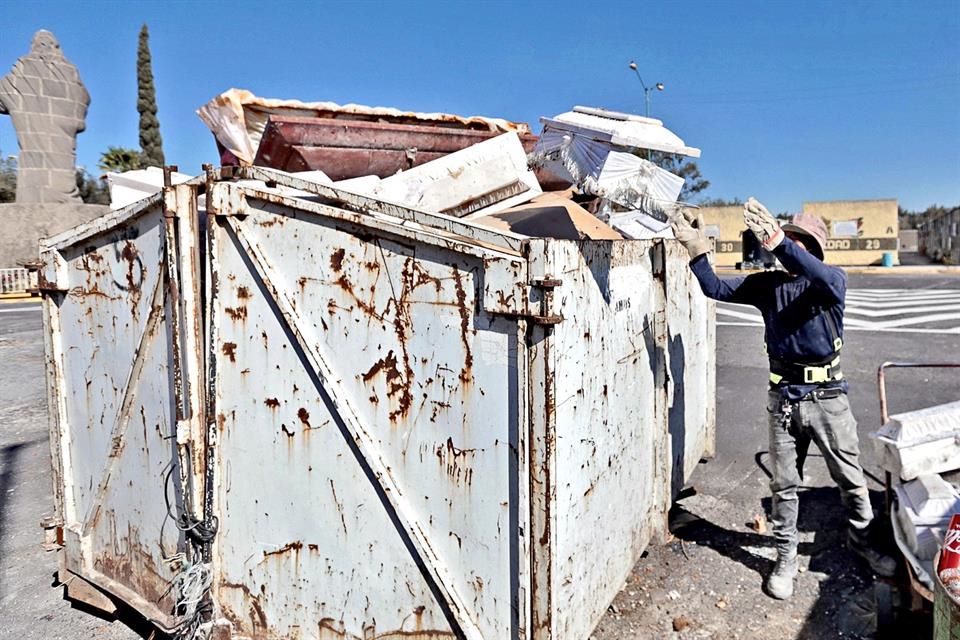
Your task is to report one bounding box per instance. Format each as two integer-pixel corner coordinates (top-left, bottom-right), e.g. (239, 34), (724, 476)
(802, 199), (898, 266)
(699, 199), (899, 267)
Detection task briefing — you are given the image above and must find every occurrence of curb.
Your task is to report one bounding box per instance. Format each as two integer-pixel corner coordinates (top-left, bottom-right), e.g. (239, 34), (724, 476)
(0, 292), (40, 303)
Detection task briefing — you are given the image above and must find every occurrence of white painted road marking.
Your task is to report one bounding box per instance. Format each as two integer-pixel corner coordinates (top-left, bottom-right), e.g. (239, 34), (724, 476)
(717, 288), (960, 334)
(0, 306), (41, 314)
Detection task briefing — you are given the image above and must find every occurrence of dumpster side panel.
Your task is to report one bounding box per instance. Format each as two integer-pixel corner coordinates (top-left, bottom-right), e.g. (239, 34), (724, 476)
(207, 196), (524, 639)
(42, 203), (185, 626)
(545, 240), (671, 640)
(664, 242), (717, 493)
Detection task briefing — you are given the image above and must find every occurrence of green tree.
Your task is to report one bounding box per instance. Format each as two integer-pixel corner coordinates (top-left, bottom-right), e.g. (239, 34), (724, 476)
(0, 151), (16, 203)
(648, 151), (709, 202)
(137, 24), (164, 167)
(698, 197), (744, 207)
(98, 146), (143, 173)
(76, 168), (110, 205)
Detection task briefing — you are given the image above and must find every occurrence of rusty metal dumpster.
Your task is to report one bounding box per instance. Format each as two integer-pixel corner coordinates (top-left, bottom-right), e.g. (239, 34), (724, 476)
(40, 166), (715, 639)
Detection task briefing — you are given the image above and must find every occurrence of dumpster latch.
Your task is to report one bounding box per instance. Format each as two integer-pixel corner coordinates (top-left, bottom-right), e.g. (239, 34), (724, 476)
(528, 277), (563, 325)
(25, 261), (66, 295)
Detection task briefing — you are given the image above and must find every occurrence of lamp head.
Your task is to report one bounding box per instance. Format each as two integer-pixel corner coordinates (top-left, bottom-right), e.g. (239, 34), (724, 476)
(656, 82), (665, 91)
(629, 61), (637, 70)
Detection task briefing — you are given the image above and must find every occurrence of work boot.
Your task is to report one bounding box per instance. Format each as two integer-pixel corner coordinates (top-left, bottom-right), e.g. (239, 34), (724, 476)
(764, 551), (798, 600)
(848, 525), (897, 577)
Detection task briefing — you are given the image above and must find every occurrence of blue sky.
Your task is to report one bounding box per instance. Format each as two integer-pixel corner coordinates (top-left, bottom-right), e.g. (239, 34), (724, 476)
(1, 0), (958, 213)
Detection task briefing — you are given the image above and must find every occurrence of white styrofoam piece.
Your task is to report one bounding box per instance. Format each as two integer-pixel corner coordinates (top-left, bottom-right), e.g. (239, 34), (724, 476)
(531, 129), (606, 186)
(106, 166), (193, 210)
(374, 131), (542, 217)
(900, 474), (960, 520)
(591, 150), (685, 210)
(333, 174), (382, 194)
(878, 401), (960, 446)
(607, 209), (674, 240)
(894, 476), (960, 556)
(530, 133), (684, 221)
(873, 401), (960, 480)
(539, 106), (701, 158)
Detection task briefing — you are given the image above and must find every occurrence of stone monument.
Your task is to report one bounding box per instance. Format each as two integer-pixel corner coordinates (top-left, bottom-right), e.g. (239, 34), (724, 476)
(0, 30), (90, 203)
(0, 30), (106, 267)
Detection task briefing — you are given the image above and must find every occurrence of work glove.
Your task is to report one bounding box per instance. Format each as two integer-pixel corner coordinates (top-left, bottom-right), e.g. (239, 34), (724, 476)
(669, 207), (712, 260)
(744, 197), (784, 251)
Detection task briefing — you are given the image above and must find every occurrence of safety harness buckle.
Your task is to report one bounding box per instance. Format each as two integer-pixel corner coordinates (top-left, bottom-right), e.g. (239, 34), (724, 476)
(803, 366), (830, 384)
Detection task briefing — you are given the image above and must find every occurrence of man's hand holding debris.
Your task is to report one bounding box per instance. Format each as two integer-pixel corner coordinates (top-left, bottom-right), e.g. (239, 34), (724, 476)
(669, 208), (712, 260)
(744, 197), (784, 251)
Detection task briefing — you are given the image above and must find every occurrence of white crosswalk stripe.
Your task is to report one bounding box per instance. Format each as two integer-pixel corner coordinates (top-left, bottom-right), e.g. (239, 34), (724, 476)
(717, 288), (960, 334)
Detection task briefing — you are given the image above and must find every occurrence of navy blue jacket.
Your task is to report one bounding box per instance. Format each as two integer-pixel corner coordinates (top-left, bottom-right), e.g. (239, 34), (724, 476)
(689, 237), (847, 400)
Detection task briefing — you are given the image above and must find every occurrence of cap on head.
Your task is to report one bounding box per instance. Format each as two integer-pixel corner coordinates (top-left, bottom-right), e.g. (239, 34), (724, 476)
(782, 213), (827, 261)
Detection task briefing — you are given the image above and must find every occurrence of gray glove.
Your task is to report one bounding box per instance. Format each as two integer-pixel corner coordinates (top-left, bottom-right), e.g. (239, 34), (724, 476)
(670, 208), (712, 260)
(743, 197), (783, 250)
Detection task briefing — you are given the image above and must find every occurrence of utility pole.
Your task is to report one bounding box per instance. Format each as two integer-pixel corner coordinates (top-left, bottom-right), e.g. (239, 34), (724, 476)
(628, 61), (665, 118)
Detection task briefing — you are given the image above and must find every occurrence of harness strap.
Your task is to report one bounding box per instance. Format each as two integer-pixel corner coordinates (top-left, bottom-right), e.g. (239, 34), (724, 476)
(769, 355), (843, 385)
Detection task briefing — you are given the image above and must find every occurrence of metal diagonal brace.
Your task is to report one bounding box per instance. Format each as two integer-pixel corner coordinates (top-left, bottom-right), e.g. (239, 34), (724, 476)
(225, 217), (484, 640)
(81, 269), (168, 535)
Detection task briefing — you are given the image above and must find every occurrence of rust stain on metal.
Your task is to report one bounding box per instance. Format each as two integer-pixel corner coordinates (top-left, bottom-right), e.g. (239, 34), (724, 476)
(361, 350), (412, 422)
(330, 248), (346, 272)
(281, 423), (294, 437)
(297, 407), (311, 428)
(236, 286), (251, 299)
(329, 479), (348, 536)
(220, 581), (268, 632)
(451, 266), (474, 384)
(92, 518), (172, 611)
(222, 342), (237, 362)
(316, 617), (454, 639)
(262, 540), (304, 558)
(119, 240), (143, 315)
(264, 398), (280, 409)
(334, 273), (384, 321)
(225, 306), (247, 321)
(435, 437), (476, 486)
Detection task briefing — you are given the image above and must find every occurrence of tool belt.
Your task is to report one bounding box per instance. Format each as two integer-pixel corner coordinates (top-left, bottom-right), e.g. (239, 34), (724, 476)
(769, 352), (842, 385)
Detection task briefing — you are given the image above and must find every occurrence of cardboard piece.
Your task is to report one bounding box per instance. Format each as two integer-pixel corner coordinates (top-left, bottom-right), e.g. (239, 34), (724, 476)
(470, 192), (622, 240)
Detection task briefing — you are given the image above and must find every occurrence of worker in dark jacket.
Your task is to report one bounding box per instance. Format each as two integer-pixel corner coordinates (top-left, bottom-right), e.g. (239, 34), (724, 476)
(670, 198), (895, 600)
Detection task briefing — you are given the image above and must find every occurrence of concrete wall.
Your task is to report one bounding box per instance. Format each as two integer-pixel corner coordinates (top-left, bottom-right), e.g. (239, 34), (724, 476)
(801, 199), (898, 266)
(899, 229), (919, 252)
(0, 202), (108, 266)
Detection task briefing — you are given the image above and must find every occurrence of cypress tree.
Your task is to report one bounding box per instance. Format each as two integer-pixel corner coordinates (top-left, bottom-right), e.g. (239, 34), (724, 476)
(137, 24), (164, 167)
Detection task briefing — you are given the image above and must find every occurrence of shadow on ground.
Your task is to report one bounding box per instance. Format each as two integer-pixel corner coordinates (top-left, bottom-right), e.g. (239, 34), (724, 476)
(670, 478), (932, 639)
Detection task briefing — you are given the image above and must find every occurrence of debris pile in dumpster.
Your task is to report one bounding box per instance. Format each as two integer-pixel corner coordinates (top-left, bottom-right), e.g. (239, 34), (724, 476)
(196, 89), (702, 239)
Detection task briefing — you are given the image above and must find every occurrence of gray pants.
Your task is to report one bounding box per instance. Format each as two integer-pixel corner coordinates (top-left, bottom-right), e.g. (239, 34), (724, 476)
(767, 389), (874, 555)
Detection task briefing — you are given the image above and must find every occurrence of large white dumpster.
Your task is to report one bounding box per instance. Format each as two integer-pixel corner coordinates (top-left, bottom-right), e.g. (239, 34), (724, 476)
(40, 166), (715, 640)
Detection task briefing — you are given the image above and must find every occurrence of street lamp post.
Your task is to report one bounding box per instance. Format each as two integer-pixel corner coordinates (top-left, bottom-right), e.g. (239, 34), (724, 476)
(628, 61), (664, 117)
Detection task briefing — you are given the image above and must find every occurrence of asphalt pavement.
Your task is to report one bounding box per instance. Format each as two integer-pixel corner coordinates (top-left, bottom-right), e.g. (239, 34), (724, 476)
(1, 272), (958, 639)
